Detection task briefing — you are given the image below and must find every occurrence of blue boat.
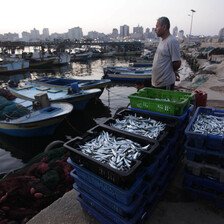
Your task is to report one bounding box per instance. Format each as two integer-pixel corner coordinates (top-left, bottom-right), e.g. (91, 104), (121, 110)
(103, 66), (152, 82)
(7, 81), (101, 111)
(0, 96), (73, 137)
(32, 77), (111, 97)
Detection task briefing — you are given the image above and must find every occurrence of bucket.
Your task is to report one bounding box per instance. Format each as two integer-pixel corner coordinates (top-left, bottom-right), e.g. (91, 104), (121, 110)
(71, 82), (79, 92)
(194, 90), (207, 107)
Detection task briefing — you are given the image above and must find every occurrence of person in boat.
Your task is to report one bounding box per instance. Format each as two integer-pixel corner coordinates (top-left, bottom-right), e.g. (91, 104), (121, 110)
(152, 16), (181, 90)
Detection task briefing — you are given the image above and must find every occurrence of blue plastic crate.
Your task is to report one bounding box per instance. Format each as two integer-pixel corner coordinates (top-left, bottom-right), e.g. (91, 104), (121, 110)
(185, 107), (224, 152)
(72, 173), (146, 217)
(68, 158), (146, 205)
(184, 185), (224, 209)
(155, 143), (170, 165)
(145, 159), (160, 178)
(77, 192), (148, 224)
(185, 139), (224, 167)
(183, 169), (224, 193)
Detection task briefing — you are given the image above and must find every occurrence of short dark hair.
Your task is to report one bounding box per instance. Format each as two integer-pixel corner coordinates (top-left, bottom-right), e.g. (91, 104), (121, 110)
(158, 17), (170, 30)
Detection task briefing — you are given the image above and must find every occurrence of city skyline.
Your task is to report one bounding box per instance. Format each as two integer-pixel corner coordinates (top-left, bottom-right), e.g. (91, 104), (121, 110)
(1, 0), (223, 36)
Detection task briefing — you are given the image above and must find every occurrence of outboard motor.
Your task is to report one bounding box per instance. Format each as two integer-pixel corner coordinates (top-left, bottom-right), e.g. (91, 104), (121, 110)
(8, 80), (18, 88)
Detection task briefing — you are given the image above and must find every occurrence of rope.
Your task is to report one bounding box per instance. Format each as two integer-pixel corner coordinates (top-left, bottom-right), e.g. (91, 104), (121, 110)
(65, 116), (83, 135)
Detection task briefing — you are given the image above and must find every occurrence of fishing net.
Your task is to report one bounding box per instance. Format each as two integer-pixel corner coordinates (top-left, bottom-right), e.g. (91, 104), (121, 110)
(0, 96), (30, 120)
(0, 147), (74, 224)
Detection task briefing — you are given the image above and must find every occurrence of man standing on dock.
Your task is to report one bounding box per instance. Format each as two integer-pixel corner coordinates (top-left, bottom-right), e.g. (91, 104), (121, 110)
(152, 16), (181, 90)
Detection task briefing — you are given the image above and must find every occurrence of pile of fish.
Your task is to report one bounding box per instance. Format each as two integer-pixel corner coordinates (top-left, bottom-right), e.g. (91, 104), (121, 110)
(79, 131), (150, 171)
(110, 114), (166, 139)
(191, 113), (224, 136)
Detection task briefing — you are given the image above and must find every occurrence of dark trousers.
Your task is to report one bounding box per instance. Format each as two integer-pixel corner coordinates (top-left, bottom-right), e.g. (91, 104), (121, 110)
(152, 83), (175, 90)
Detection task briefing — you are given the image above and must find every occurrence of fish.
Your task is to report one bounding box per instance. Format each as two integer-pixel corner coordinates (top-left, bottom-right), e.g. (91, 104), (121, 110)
(110, 114), (166, 139)
(77, 130), (151, 171)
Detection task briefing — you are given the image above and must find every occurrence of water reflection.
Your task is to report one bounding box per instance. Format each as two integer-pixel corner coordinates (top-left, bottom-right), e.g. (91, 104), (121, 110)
(0, 57), (135, 174)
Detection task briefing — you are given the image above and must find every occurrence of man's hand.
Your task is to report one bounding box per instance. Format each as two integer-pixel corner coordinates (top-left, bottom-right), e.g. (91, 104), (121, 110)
(175, 71), (180, 81)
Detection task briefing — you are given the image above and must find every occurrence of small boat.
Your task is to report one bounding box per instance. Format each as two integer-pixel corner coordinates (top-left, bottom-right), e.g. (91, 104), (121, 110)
(0, 96), (73, 137)
(52, 52), (71, 65)
(103, 66), (152, 82)
(131, 60), (153, 67)
(32, 77), (111, 96)
(7, 81), (101, 110)
(0, 60), (29, 74)
(70, 52), (92, 62)
(23, 49), (56, 69)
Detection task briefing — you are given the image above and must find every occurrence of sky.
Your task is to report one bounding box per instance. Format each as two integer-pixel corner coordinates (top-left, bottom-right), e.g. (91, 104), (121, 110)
(1, 0), (223, 37)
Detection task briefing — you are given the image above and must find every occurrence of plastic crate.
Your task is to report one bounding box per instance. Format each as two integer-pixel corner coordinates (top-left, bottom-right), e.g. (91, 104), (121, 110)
(68, 162), (145, 205)
(128, 88), (194, 116)
(185, 139), (224, 167)
(129, 104), (194, 132)
(77, 192), (148, 224)
(184, 185), (224, 209)
(185, 107), (224, 151)
(184, 158), (224, 183)
(73, 175), (146, 217)
(64, 125), (159, 188)
(183, 169), (224, 193)
(102, 108), (179, 142)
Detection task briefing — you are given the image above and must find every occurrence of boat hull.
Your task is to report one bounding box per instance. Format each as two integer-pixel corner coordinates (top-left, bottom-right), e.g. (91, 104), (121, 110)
(32, 78), (111, 97)
(7, 83), (101, 111)
(0, 101), (73, 137)
(0, 61), (29, 74)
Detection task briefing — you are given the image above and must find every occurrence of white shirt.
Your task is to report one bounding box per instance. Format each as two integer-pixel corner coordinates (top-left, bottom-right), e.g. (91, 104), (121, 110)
(152, 35), (181, 87)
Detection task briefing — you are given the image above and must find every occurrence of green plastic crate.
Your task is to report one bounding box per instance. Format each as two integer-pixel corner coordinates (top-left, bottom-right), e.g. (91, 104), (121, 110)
(128, 88), (194, 116)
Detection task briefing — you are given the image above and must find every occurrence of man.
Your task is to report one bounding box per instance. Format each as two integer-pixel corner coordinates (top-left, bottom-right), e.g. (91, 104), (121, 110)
(152, 17), (181, 90)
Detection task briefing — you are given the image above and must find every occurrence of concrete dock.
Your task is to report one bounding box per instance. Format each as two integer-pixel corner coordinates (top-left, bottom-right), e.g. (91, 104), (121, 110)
(27, 162), (224, 224)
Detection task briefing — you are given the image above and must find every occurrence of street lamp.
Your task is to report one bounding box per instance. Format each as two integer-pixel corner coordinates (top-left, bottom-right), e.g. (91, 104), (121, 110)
(189, 9), (196, 43)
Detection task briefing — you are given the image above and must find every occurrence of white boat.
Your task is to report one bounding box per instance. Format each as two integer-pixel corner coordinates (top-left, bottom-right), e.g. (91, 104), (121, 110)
(0, 96), (73, 137)
(0, 59), (29, 74)
(7, 81), (101, 110)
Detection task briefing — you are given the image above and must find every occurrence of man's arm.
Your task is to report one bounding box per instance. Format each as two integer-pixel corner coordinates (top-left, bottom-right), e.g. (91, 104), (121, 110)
(173, 61), (181, 81)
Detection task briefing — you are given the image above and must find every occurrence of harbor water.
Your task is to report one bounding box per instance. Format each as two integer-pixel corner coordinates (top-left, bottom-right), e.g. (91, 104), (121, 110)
(0, 57), (137, 176)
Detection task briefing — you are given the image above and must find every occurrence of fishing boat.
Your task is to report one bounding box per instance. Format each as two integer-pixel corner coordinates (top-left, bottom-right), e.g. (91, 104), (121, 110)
(7, 81), (101, 110)
(131, 60), (153, 67)
(70, 52), (92, 62)
(52, 52), (71, 65)
(103, 66), (152, 82)
(32, 77), (111, 96)
(0, 96), (73, 137)
(0, 59), (29, 74)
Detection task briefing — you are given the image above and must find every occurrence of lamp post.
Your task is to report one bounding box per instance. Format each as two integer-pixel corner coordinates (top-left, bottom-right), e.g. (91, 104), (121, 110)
(189, 9), (196, 43)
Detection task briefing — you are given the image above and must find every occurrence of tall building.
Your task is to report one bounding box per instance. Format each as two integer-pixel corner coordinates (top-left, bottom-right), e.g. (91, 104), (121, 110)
(173, 26), (178, 37)
(22, 31), (31, 41)
(144, 28), (151, 39)
(4, 33), (19, 41)
(68, 27), (83, 40)
(133, 25), (144, 40)
(218, 27), (224, 42)
(112, 28), (118, 39)
(30, 28), (40, 40)
(151, 28), (156, 38)
(120, 25), (129, 38)
(42, 28), (49, 40)
(178, 30), (184, 39)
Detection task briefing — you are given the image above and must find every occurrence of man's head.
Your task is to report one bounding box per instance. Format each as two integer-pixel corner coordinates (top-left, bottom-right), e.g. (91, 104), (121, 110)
(155, 17), (170, 39)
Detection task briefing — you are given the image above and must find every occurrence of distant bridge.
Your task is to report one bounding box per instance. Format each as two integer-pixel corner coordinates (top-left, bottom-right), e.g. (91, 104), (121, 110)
(0, 40), (144, 51)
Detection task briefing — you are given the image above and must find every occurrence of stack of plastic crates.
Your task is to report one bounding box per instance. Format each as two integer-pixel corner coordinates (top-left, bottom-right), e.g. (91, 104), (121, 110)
(184, 107), (224, 208)
(128, 87), (194, 116)
(65, 97), (193, 223)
